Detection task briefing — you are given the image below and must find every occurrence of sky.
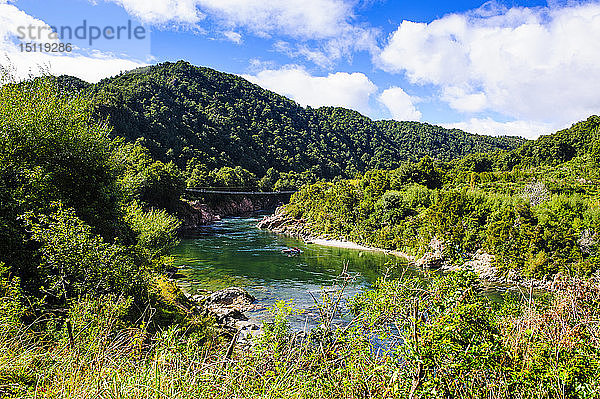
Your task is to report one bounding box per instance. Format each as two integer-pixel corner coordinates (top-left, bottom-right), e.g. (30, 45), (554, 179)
(1, 0), (600, 139)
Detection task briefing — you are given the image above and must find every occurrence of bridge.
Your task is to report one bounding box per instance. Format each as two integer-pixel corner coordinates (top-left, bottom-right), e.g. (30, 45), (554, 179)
(185, 187), (297, 196)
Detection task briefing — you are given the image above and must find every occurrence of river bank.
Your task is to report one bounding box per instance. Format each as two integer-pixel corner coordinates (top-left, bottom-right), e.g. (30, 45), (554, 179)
(177, 196), (286, 231)
(257, 208), (556, 290)
(305, 238), (417, 264)
(256, 210), (420, 263)
(170, 216), (397, 332)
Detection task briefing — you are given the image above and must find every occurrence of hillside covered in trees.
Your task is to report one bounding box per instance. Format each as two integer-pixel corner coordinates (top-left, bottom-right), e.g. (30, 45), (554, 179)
(276, 115), (600, 281)
(3, 65), (600, 398)
(60, 61), (524, 186)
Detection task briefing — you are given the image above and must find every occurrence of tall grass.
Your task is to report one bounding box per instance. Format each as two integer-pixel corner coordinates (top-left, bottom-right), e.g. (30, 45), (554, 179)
(3, 273), (600, 399)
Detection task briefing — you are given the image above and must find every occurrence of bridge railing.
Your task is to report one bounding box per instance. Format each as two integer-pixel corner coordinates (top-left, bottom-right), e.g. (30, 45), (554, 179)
(185, 187), (297, 195)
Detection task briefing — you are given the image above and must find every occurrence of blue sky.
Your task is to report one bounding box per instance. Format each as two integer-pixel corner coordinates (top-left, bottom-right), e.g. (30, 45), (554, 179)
(1, 0), (599, 138)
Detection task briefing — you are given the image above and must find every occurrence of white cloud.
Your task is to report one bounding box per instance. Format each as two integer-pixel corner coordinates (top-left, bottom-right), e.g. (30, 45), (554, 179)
(223, 30), (242, 44)
(4, 51), (146, 83)
(441, 86), (487, 113)
(443, 118), (557, 139)
(106, 0), (360, 39)
(378, 87), (421, 121)
(297, 45), (337, 69)
(242, 66), (377, 116)
(0, 4), (59, 46)
(101, 0), (205, 25)
(196, 0), (354, 40)
(101, 0), (378, 65)
(0, 3), (146, 83)
(379, 2), (600, 129)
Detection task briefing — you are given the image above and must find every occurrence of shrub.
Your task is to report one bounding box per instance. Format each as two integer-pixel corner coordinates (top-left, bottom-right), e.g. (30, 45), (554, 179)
(115, 141), (185, 211)
(23, 204), (147, 303)
(125, 202), (181, 267)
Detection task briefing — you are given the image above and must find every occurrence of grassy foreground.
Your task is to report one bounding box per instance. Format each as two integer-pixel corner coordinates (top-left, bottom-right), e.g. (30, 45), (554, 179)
(3, 272), (600, 399)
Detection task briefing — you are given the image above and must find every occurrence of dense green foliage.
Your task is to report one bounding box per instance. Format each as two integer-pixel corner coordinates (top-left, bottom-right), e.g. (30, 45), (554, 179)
(4, 270), (599, 399)
(286, 117), (600, 279)
(351, 272), (600, 398)
(0, 75), (190, 347)
(3, 63), (600, 398)
(81, 61), (523, 186)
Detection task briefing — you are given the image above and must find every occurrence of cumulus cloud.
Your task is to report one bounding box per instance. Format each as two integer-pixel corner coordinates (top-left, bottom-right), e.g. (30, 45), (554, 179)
(101, 0), (378, 65)
(196, 0), (355, 40)
(378, 2), (600, 131)
(4, 51), (146, 83)
(441, 86), (487, 113)
(242, 66), (377, 116)
(0, 4), (59, 46)
(378, 87), (421, 121)
(0, 3), (146, 82)
(106, 0), (355, 39)
(443, 118), (556, 139)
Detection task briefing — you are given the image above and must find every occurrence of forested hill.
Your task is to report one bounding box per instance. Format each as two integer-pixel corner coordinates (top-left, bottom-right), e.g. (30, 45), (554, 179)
(73, 60), (524, 179)
(515, 115), (600, 166)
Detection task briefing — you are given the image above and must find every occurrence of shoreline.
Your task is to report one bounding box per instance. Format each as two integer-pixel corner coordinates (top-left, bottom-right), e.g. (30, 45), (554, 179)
(257, 210), (553, 290)
(256, 208), (417, 261)
(308, 237), (416, 262)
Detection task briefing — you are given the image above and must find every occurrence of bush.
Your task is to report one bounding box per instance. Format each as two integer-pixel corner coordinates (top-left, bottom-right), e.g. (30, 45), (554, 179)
(0, 263), (25, 336)
(23, 204), (147, 302)
(374, 191), (414, 225)
(0, 77), (122, 254)
(210, 166), (257, 188)
(115, 141), (185, 211)
(352, 272), (600, 398)
(125, 202), (181, 267)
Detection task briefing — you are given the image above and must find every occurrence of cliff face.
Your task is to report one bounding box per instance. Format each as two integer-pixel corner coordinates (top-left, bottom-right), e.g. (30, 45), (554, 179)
(256, 207), (313, 240)
(177, 197), (285, 231)
(177, 200), (221, 229)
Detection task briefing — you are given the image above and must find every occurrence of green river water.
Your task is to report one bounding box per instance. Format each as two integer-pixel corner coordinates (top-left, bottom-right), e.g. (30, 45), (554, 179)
(171, 216), (414, 327)
(171, 215), (510, 328)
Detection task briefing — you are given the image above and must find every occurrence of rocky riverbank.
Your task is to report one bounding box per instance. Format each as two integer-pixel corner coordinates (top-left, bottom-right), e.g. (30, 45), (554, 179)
(183, 286), (264, 349)
(177, 197), (285, 231)
(258, 208), (555, 290)
(256, 207), (314, 240)
(160, 274), (265, 349)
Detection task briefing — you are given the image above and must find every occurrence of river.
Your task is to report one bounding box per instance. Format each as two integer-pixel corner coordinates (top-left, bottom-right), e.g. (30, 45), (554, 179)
(171, 215), (516, 330)
(171, 216), (414, 328)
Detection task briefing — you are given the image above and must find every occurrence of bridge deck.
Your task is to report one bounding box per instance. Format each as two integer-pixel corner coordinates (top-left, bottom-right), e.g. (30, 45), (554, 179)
(186, 188), (296, 195)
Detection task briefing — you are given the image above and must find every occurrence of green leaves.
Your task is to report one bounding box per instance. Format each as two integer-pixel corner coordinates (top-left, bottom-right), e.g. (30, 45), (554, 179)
(288, 152), (600, 277)
(0, 262), (26, 335)
(125, 202), (180, 267)
(89, 61), (523, 182)
(23, 203), (145, 301)
(115, 141), (185, 211)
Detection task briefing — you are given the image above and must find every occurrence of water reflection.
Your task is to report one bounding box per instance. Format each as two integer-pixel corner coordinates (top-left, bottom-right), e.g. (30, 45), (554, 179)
(172, 216), (520, 329)
(172, 216), (412, 328)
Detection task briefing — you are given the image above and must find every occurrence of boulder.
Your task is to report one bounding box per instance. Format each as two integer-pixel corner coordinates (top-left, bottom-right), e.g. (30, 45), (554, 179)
(441, 250), (498, 280)
(212, 307), (249, 329)
(415, 237), (447, 269)
(463, 250), (497, 280)
(206, 287), (256, 312)
(183, 286), (265, 348)
(415, 251), (445, 269)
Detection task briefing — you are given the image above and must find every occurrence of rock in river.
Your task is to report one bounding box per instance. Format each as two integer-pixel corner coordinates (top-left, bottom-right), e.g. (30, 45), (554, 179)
(195, 287), (263, 338)
(206, 287), (256, 311)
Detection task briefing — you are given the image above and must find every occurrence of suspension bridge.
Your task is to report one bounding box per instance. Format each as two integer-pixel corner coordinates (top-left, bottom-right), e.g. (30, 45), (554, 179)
(185, 187), (297, 196)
